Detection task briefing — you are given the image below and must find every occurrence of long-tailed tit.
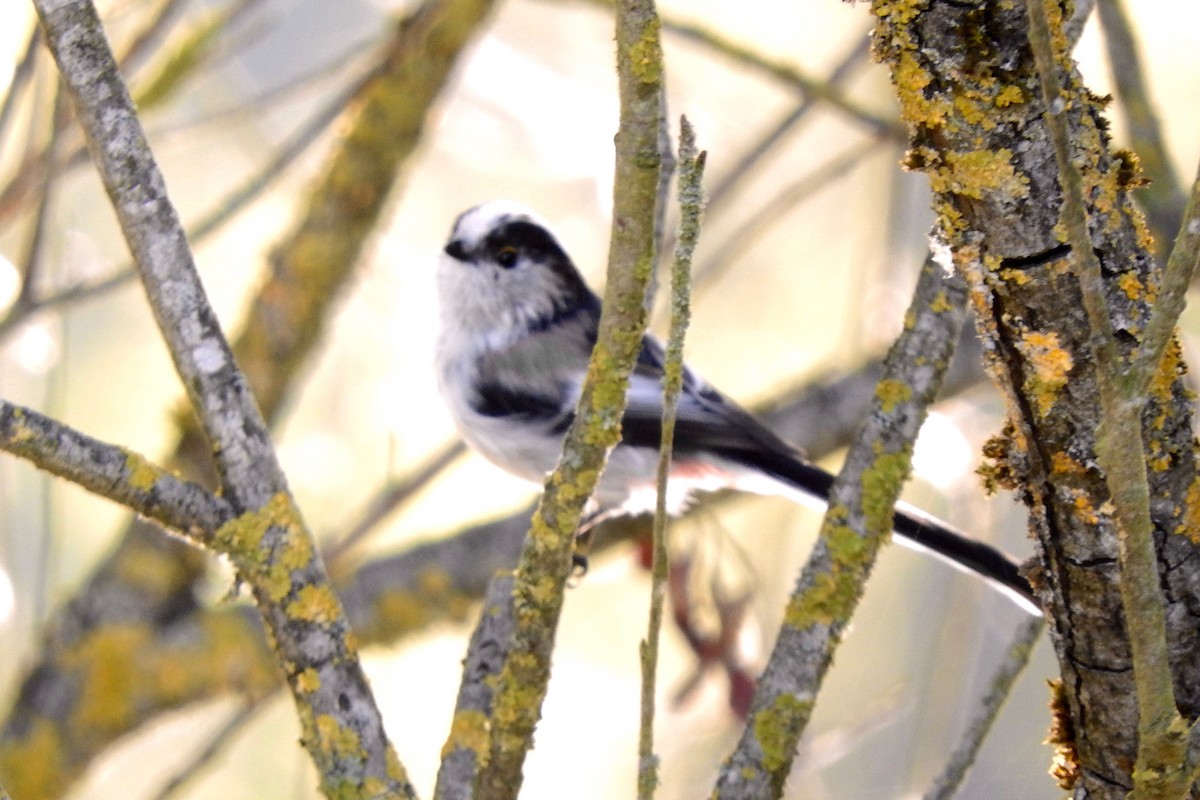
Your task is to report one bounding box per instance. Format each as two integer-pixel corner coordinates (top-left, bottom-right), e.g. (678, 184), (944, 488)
(435, 200), (1038, 614)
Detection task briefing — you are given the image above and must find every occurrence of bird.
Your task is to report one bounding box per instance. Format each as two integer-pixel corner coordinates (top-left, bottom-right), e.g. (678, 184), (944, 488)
(434, 200), (1038, 615)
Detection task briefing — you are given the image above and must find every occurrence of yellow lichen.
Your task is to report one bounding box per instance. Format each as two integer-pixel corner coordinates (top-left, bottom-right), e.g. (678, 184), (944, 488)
(441, 709), (491, 763)
(1072, 494), (1100, 525)
(929, 149), (1028, 200)
(1015, 331), (1073, 416)
(1178, 476), (1200, 543)
(295, 668), (320, 694)
(114, 543), (193, 598)
(288, 585), (341, 625)
(1149, 337), (1184, 403)
(64, 625), (150, 732)
(0, 716), (66, 800)
(893, 51), (948, 126)
(314, 714), (361, 759)
(876, 379), (913, 414)
(5, 406), (35, 443)
(929, 290), (953, 313)
(995, 85), (1025, 107)
(999, 267), (1032, 286)
(122, 449), (161, 492)
(1050, 451), (1086, 476)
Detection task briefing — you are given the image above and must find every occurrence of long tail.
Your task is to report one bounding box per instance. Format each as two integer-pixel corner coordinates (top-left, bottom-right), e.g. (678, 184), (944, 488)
(730, 449), (1040, 615)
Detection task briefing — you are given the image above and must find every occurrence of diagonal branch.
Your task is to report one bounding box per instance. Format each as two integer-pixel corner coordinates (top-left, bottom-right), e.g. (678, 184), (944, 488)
(713, 253), (969, 799)
(1, 1), (502, 796)
(32, 1), (410, 795)
(0, 399), (233, 539)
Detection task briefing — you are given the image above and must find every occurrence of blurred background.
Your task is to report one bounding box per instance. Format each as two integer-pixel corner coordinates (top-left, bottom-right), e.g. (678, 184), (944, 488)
(0, 0), (1198, 797)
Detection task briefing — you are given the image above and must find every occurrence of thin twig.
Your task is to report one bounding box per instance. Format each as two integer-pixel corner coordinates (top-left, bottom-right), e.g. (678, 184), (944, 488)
(14, 83), (68, 311)
(0, 50), (372, 342)
(923, 616), (1045, 800)
(638, 117), (704, 800)
(702, 33), (872, 219)
(149, 697), (268, 800)
(1096, 0), (1186, 254)
(0, 24), (42, 152)
(325, 440), (466, 564)
(693, 136), (886, 288)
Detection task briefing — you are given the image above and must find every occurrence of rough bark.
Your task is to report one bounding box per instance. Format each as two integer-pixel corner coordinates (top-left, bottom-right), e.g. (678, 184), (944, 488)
(871, 1), (1200, 796)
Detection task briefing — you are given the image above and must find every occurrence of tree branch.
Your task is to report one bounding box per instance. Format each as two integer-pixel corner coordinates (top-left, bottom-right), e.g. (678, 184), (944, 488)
(473, 2), (668, 796)
(32, 1), (409, 794)
(869, 0), (1200, 793)
(638, 117), (704, 800)
(713, 254), (969, 798)
(1, 1), (499, 795)
(0, 400), (233, 539)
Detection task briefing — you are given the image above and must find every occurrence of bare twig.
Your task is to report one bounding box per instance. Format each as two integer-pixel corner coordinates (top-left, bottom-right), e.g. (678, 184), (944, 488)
(0, 52), (370, 342)
(14, 84), (68, 311)
(923, 616), (1045, 800)
(149, 698), (267, 800)
(1096, 0), (1186, 255)
(638, 117), (704, 800)
(0, 24), (42, 153)
(700, 33), (872, 221)
(326, 440), (467, 564)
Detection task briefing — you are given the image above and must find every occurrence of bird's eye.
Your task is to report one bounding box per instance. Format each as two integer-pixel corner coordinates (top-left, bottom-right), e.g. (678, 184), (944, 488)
(496, 246), (519, 269)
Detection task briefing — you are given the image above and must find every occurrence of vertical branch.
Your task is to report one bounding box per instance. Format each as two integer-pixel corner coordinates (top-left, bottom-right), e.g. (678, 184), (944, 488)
(637, 117), (704, 800)
(1026, 1), (1186, 792)
(474, 1), (667, 797)
(1095, 0), (1186, 254)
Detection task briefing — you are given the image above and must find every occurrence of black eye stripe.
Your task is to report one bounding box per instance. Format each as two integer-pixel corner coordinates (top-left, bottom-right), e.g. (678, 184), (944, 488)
(485, 220), (570, 265)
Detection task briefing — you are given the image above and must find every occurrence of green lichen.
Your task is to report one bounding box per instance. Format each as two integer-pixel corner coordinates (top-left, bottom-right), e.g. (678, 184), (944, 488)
(212, 492), (309, 602)
(441, 709), (491, 763)
(875, 379), (913, 414)
(288, 584), (340, 624)
(752, 694), (812, 774)
(627, 16), (663, 85)
(122, 449), (160, 491)
(0, 716), (66, 800)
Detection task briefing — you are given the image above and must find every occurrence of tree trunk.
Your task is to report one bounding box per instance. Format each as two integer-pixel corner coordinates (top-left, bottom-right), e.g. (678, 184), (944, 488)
(871, 2), (1200, 796)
